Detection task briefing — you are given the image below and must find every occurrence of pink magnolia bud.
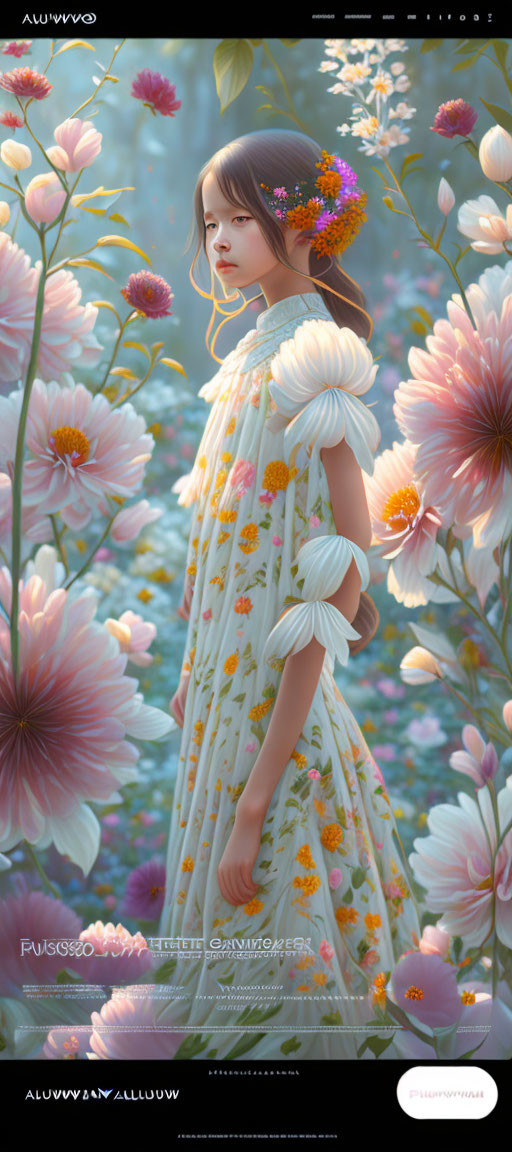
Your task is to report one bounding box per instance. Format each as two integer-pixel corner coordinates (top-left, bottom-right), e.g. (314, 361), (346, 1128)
(111, 499), (162, 543)
(419, 922), (451, 958)
(503, 700), (512, 732)
(437, 177), (455, 216)
(0, 200), (10, 226)
(47, 116), (102, 172)
(25, 171), (66, 223)
(479, 124), (512, 182)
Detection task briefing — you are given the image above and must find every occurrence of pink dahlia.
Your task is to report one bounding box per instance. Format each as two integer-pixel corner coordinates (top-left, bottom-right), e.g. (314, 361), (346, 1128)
(0, 378), (154, 530)
(0, 568), (173, 873)
(430, 98), (477, 138)
(364, 439), (447, 608)
(89, 992), (186, 1059)
(131, 69), (181, 117)
(104, 610), (157, 668)
(120, 270), (174, 318)
(0, 233), (102, 385)
(410, 783), (512, 949)
(0, 67), (52, 101)
(394, 261), (512, 549)
(71, 921), (154, 985)
(0, 110), (24, 130)
(2, 41), (32, 59)
(0, 891), (82, 998)
(122, 860), (166, 920)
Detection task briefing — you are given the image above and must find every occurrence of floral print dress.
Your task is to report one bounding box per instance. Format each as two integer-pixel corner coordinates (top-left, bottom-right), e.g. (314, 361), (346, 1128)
(157, 292), (422, 1060)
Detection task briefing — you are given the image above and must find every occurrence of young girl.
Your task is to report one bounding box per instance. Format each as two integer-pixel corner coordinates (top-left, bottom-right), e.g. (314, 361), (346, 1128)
(157, 129), (422, 1060)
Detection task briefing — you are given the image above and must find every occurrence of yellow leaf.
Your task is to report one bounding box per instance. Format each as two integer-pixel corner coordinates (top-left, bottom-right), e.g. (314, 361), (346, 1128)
(53, 39), (96, 55)
(109, 212), (129, 226)
(151, 341), (165, 354)
(95, 235), (151, 265)
(109, 366), (139, 380)
(91, 299), (122, 319)
(66, 258), (114, 280)
(71, 186), (135, 208)
(79, 206), (107, 215)
(159, 357), (188, 378)
(123, 340), (150, 359)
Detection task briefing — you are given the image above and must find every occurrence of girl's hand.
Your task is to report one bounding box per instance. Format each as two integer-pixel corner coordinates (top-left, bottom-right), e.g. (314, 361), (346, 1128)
(177, 577), (194, 622)
(169, 669), (191, 728)
(217, 801), (265, 907)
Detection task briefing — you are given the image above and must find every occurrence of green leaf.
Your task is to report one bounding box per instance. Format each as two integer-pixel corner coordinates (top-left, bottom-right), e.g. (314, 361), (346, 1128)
(280, 1036), (302, 1054)
(480, 98), (512, 135)
(213, 39), (254, 115)
(351, 867), (366, 889)
(224, 1031), (268, 1059)
(370, 165), (389, 187)
(450, 56), (480, 72)
(152, 958), (177, 981)
(173, 1033), (211, 1060)
(357, 1033), (397, 1058)
(454, 38), (489, 54)
(280, 39), (301, 46)
(492, 39), (509, 69)
(420, 39), (444, 53)
(400, 152), (424, 182)
(56, 967), (84, 984)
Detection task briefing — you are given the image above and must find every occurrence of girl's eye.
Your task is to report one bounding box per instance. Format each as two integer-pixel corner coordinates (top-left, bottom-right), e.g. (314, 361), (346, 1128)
(234, 216), (251, 224)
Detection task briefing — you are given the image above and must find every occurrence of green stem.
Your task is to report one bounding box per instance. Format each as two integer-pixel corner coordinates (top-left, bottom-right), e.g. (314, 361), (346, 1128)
(261, 40), (310, 133)
(429, 570), (512, 683)
(46, 171), (83, 268)
(25, 843), (61, 899)
(16, 97), (68, 193)
(93, 314), (133, 396)
(70, 39), (126, 119)
(381, 158), (477, 329)
(63, 513), (118, 591)
(50, 514), (69, 577)
(10, 229), (48, 683)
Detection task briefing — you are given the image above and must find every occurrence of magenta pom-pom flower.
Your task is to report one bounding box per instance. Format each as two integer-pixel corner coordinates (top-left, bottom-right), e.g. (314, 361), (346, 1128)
(122, 860), (166, 920)
(120, 270), (174, 319)
(0, 66), (52, 101)
(2, 41), (32, 59)
(131, 69), (181, 117)
(0, 110), (24, 130)
(430, 98), (477, 138)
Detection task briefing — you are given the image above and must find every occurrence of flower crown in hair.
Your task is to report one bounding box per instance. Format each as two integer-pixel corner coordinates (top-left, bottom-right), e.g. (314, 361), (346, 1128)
(260, 150), (368, 258)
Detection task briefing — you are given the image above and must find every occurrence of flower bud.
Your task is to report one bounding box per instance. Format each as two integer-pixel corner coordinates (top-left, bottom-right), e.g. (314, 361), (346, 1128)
(0, 138), (32, 170)
(479, 124), (512, 182)
(24, 171), (67, 224)
(437, 176), (455, 216)
(503, 700), (512, 732)
(0, 201), (10, 227)
(400, 646), (442, 685)
(419, 923), (451, 958)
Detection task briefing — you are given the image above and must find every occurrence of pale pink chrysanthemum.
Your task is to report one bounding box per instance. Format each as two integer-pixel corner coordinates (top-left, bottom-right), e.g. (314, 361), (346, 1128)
(104, 610), (156, 668)
(130, 69), (181, 117)
(410, 783), (512, 949)
(390, 950), (463, 1029)
(430, 98), (477, 138)
(71, 921), (154, 985)
(364, 439), (446, 607)
(0, 110), (24, 130)
(0, 471), (53, 559)
(120, 270), (174, 318)
(43, 1027), (93, 1060)
(394, 261), (512, 549)
(0, 67), (52, 100)
(0, 233), (102, 385)
(0, 378), (154, 530)
(46, 116), (102, 172)
(0, 569), (173, 874)
(2, 41), (32, 59)
(0, 891), (82, 998)
(110, 498), (163, 543)
(89, 992), (186, 1059)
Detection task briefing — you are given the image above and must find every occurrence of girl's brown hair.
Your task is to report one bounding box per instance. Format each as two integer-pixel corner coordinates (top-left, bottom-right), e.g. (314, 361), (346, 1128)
(186, 129), (372, 362)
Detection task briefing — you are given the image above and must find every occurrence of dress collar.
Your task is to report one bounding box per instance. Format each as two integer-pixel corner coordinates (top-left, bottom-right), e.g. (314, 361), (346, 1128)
(255, 291), (332, 333)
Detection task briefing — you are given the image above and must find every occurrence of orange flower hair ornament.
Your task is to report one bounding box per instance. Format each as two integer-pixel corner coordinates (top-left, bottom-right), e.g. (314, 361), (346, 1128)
(260, 150), (368, 257)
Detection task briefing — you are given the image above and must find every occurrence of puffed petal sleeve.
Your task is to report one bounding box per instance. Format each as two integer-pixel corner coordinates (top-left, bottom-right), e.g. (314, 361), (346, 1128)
(268, 317), (381, 475)
(263, 533), (370, 669)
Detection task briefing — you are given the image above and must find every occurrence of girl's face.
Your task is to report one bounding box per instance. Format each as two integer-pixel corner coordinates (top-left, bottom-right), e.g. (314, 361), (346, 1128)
(202, 170), (286, 290)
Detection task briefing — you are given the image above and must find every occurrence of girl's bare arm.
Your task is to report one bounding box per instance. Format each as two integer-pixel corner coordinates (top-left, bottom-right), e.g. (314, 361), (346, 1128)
(238, 438), (372, 819)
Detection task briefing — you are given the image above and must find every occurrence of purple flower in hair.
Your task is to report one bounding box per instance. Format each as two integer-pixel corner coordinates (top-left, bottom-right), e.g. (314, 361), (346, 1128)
(273, 186), (288, 199)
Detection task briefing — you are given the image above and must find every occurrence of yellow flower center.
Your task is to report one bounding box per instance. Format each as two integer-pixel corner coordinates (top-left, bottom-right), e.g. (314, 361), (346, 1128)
(49, 426), (90, 465)
(404, 984), (424, 1001)
(382, 484), (420, 532)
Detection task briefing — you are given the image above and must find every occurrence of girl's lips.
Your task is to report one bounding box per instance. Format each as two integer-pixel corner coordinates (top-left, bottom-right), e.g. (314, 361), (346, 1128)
(216, 260), (237, 270)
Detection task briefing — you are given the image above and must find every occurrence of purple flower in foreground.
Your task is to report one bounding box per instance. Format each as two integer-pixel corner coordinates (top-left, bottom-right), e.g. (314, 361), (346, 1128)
(131, 69), (181, 117)
(121, 270), (174, 319)
(122, 860), (166, 921)
(431, 98), (477, 138)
